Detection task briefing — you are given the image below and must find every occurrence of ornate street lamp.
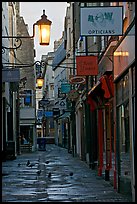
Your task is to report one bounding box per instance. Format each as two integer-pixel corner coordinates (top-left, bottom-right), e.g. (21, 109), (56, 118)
(2, 10), (52, 51)
(35, 10), (52, 45)
(35, 60), (47, 89)
(37, 76), (44, 89)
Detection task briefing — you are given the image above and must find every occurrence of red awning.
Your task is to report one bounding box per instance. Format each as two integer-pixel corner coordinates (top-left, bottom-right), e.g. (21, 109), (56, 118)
(87, 95), (98, 111)
(87, 74), (114, 111)
(99, 75), (114, 98)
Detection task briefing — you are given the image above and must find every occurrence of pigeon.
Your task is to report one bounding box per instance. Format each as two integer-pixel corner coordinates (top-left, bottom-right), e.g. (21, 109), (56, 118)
(48, 172), (51, 178)
(36, 170), (41, 175)
(28, 163), (35, 168)
(26, 160), (30, 166)
(69, 172), (73, 176)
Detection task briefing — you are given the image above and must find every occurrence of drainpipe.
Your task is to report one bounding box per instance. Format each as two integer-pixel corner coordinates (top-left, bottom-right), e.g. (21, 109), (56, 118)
(71, 2), (76, 156)
(98, 108), (103, 176)
(84, 2), (92, 168)
(13, 92), (17, 157)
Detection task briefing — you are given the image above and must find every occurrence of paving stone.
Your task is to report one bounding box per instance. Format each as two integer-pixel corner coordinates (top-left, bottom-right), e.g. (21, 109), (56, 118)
(2, 144), (132, 202)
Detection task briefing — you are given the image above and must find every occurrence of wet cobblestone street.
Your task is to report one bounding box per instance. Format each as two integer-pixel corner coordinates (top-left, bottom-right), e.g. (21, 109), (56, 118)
(2, 144), (132, 202)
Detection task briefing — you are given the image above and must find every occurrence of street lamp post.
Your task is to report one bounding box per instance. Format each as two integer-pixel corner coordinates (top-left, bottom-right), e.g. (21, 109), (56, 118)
(35, 61), (46, 89)
(2, 10), (52, 49)
(35, 10), (52, 45)
(3, 10), (51, 88)
(2, 9), (52, 156)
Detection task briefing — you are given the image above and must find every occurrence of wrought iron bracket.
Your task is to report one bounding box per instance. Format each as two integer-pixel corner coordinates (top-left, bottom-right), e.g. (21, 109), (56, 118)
(2, 23), (36, 54)
(2, 37), (22, 54)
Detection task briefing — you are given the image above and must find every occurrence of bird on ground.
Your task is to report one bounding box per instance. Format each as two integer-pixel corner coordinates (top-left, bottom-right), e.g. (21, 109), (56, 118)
(28, 163), (35, 168)
(36, 170), (41, 175)
(69, 172), (73, 176)
(48, 172), (51, 178)
(18, 163), (21, 167)
(26, 160), (30, 166)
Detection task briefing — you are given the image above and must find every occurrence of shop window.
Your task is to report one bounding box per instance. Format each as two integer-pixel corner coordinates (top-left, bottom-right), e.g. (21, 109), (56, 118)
(49, 119), (54, 129)
(24, 90), (32, 107)
(132, 66), (135, 95)
(114, 24), (135, 79)
(38, 132), (41, 137)
(122, 73), (129, 101)
(124, 103), (130, 153)
(118, 103), (131, 178)
(118, 103), (130, 153)
(116, 80), (122, 105)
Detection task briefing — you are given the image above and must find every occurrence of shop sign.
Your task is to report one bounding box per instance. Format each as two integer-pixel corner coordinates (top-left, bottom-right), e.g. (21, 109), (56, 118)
(2, 68), (20, 82)
(80, 6), (123, 36)
(39, 99), (50, 106)
(53, 108), (60, 117)
(45, 111), (53, 117)
(67, 90), (79, 100)
(37, 109), (53, 118)
(37, 109), (43, 119)
(61, 83), (71, 93)
(58, 88), (66, 98)
(76, 56), (98, 76)
(69, 75), (86, 84)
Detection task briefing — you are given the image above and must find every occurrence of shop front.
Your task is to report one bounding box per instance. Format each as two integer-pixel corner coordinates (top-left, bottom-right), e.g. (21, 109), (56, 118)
(113, 19), (135, 197)
(87, 73), (114, 181)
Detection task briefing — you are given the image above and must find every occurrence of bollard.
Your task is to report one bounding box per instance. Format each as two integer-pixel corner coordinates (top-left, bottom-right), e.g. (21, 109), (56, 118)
(105, 169), (110, 181)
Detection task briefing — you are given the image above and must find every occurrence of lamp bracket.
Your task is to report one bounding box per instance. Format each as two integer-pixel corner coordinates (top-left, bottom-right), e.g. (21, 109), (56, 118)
(2, 60), (47, 69)
(2, 37), (22, 54)
(2, 24), (36, 53)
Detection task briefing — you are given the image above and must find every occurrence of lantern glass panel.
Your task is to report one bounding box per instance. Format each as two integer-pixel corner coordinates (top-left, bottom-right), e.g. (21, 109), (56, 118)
(37, 78), (44, 88)
(38, 24), (51, 45)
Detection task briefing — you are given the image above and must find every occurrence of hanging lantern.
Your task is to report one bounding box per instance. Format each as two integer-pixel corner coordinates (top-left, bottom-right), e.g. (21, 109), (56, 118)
(37, 77), (44, 88)
(35, 10), (52, 45)
(2, 10), (52, 47)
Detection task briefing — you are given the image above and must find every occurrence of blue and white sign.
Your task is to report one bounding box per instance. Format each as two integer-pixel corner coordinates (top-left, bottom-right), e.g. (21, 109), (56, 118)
(45, 111), (53, 117)
(80, 6), (123, 36)
(37, 109), (53, 118)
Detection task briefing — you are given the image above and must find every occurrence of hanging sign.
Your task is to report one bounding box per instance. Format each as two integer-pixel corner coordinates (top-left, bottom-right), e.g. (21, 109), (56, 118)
(61, 83), (71, 93)
(76, 55), (98, 76)
(2, 68), (20, 82)
(80, 6), (123, 36)
(69, 75), (86, 84)
(39, 99), (50, 107)
(67, 90), (79, 100)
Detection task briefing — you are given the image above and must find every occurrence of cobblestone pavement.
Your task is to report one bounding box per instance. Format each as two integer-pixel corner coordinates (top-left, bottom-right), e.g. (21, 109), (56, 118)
(2, 144), (132, 202)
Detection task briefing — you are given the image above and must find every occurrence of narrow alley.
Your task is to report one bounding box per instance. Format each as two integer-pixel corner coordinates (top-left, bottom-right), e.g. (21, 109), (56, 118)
(2, 144), (132, 202)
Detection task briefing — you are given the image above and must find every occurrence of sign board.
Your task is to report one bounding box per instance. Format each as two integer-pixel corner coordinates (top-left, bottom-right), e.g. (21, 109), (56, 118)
(2, 68), (20, 82)
(61, 83), (71, 93)
(67, 90), (79, 100)
(53, 108), (60, 116)
(45, 111), (53, 117)
(37, 109), (53, 118)
(37, 109), (43, 120)
(39, 99), (50, 106)
(76, 56), (98, 76)
(69, 76), (86, 84)
(80, 6), (123, 36)
(58, 88), (66, 98)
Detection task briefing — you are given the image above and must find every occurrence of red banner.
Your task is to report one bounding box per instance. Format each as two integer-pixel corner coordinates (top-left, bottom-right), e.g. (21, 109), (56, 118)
(76, 56), (98, 76)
